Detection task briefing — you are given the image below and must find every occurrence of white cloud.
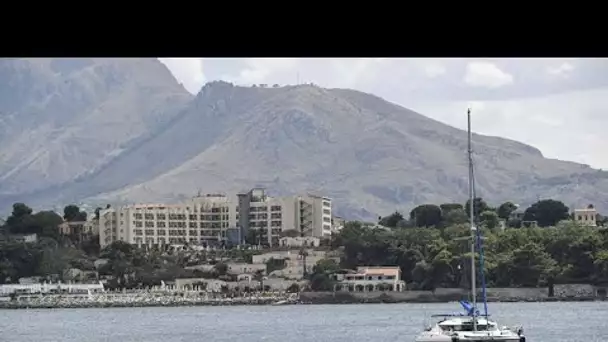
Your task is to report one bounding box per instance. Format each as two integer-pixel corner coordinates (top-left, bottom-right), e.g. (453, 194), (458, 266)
(235, 58), (299, 85)
(158, 58), (205, 94)
(463, 61), (514, 89)
(425, 64), (446, 78)
(547, 62), (575, 77)
(410, 87), (608, 170)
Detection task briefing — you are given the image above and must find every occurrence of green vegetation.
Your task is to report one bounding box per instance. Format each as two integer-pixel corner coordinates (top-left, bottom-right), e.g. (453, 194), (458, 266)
(308, 198), (608, 292)
(2, 198), (607, 293)
(0, 203), (99, 283)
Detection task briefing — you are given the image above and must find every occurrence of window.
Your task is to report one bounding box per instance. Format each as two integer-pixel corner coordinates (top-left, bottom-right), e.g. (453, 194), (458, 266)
(134, 229), (143, 236)
(271, 205), (281, 211)
(145, 229), (155, 235)
(157, 221), (166, 228)
(322, 201), (330, 207)
(189, 215), (197, 220)
(323, 209), (331, 215)
(145, 221), (155, 228)
(145, 214), (154, 220)
(157, 214), (166, 220)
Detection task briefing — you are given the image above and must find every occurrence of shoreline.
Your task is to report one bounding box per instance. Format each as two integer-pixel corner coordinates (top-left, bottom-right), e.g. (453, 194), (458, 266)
(0, 292), (604, 310)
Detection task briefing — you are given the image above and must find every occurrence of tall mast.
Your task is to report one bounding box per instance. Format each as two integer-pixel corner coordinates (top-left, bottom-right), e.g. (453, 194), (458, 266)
(468, 108), (477, 331)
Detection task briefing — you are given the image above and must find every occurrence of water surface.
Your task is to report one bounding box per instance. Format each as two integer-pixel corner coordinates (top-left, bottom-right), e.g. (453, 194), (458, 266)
(1, 302), (605, 342)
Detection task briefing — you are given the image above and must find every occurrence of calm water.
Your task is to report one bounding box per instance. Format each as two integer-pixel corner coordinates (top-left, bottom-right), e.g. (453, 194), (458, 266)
(0, 302), (606, 342)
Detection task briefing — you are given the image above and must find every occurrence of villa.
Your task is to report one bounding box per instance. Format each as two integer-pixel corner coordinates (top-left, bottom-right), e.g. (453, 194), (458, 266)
(332, 266), (406, 292)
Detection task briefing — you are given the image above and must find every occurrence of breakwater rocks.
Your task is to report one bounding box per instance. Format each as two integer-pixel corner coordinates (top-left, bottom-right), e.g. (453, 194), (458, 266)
(299, 286), (606, 305)
(0, 292), (299, 310)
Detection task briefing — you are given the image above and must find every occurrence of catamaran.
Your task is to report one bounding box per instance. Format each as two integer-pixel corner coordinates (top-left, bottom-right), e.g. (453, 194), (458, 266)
(414, 109), (526, 342)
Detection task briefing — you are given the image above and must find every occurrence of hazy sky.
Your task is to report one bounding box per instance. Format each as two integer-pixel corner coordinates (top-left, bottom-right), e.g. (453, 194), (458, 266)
(159, 58), (608, 170)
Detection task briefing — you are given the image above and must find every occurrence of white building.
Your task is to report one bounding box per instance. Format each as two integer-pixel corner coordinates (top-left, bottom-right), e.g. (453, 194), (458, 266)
(279, 236), (320, 248)
(0, 281), (105, 295)
(99, 188), (332, 248)
(573, 205), (598, 227)
(334, 266), (406, 292)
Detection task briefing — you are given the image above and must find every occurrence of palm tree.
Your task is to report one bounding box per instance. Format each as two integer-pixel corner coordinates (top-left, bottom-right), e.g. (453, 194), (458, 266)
(253, 269), (265, 292)
(299, 248), (309, 277)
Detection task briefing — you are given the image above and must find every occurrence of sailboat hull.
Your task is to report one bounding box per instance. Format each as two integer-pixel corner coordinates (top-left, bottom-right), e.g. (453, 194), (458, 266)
(415, 332), (524, 342)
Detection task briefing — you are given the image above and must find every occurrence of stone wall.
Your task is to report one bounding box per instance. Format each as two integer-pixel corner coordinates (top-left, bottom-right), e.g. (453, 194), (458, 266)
(300, 285), (601, 304)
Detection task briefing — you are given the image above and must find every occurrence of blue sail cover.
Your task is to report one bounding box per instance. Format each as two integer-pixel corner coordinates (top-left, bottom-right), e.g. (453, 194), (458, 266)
(459, 300), (481, 316)
(430, 300), (483, 317)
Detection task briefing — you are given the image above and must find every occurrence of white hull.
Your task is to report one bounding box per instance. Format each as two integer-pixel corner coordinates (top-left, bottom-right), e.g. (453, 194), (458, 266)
(414, 316), (525, 342)
(416, 331), (523, 341)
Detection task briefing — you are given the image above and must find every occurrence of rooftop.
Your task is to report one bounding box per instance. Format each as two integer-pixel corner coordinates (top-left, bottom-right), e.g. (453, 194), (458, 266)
(356, 266), (400, 277)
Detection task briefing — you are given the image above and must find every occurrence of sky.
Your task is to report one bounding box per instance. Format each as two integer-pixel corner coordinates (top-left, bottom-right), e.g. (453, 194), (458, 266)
(159, 58), (608, 170)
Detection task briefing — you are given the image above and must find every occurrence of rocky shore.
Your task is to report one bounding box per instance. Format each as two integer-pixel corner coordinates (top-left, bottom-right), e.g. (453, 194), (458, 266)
(0, 292), (299, 310)
(2, 284), (605, 310)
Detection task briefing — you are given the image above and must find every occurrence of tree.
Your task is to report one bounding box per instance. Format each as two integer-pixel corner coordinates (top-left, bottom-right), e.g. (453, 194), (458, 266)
(286, 283), (300, 293)
(480, 211), (500, 229)
(253, 269), (265, 291)
(593, 250), (608, 282)
(465, 198), (490, 220)
(245, 229), (260, 245)
(523, 200), (570, 227)
(266, 258), (287, 273)
(497, 202), (518, 220)
(495, 242), (557, 287)
(63, 205), (87, 222)
(410, 205), (442, 228)
(214, 262), (228, 276)
(378, 211), (404, 228)
(94, 207), (102, 220)
(6, 208), (63, 238)
(6, 203), (33, 227)
(309, 258), (339, 291)
(443, 208), (469, 226)
(440, 203), (464, 213)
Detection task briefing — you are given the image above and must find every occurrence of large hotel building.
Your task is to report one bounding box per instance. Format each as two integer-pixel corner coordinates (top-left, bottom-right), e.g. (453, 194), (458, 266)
(99, 188), (332, 248)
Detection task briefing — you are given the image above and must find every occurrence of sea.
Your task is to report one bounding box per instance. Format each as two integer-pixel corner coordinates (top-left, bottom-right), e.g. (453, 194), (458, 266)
(0, 302), (605, 342)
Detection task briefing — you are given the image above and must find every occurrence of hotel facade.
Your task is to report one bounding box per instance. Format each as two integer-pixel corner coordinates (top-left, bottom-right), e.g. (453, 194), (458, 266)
(99, 188), (332, 248)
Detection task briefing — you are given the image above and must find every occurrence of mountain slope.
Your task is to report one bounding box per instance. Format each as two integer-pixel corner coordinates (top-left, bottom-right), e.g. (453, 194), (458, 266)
(79, 82), (608, 219)
(0, 58), (192, 199)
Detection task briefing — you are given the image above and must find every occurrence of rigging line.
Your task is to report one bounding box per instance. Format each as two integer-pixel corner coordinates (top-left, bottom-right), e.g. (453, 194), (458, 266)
(470, 144), (489, 319)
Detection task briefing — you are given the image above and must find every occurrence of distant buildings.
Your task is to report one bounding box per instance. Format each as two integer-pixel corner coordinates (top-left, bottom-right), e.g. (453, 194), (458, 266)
(279, 236), (320, 248)
(59, 220), (99, 243)
(573, 205), (598, 227)
(99, 188), (334, 248)
(333, 266), (406, 292)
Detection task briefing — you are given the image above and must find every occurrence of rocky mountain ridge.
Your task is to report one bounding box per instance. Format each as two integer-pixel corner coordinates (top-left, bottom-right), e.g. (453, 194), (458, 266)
(0, 58), (606, 219)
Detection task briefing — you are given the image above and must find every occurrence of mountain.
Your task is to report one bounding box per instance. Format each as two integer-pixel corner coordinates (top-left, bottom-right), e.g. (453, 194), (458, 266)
(0, 58), (192, 205)
(1, 60), (607, 220)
